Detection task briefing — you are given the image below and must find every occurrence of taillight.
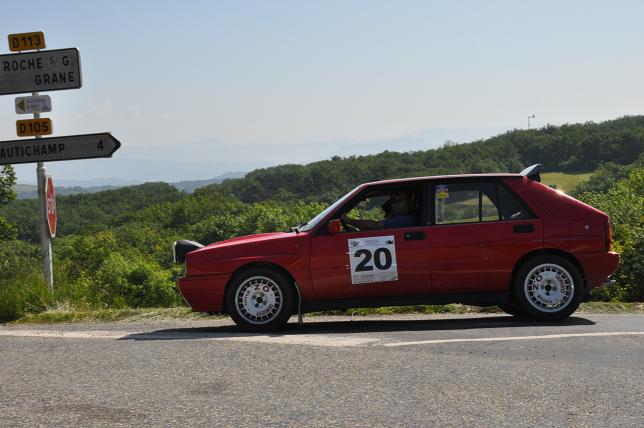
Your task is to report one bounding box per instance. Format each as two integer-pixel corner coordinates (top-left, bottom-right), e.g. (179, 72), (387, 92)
(605, 219), (612, 251)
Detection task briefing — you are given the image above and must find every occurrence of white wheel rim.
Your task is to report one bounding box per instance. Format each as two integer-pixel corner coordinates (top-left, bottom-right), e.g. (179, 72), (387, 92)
(235, 276), (282, 325)
(524, 264), (575, 313)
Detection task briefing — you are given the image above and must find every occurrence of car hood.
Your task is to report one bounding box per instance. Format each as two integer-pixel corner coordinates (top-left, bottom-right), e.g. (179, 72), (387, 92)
(204, 232), (295, 249)
(185, 231), (305, 276)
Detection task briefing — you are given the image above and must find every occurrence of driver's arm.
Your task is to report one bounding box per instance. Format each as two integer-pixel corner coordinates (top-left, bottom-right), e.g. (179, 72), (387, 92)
(341, 215), (383, 231)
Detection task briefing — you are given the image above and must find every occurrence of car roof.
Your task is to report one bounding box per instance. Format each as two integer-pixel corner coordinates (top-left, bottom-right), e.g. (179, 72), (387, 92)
(364, 173), (524, 186)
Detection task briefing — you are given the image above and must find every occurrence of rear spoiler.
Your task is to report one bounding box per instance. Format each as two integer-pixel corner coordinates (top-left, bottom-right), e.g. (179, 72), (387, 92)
(519, 164), (542, 182)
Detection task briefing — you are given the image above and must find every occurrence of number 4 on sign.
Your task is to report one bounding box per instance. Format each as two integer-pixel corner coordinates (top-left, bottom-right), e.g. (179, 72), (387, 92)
(97, 140), (103, 150)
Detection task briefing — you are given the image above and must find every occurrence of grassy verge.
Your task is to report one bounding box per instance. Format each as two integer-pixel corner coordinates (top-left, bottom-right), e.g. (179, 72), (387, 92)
(15, 307), (224, 324)
(9, 302), (644, 324)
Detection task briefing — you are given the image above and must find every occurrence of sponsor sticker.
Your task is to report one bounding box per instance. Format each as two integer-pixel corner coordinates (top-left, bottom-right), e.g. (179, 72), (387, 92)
(436, 184), (449, 199)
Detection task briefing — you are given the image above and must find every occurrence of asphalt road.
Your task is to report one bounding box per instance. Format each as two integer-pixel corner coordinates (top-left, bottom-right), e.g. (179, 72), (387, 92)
(1, 313), (643, 427)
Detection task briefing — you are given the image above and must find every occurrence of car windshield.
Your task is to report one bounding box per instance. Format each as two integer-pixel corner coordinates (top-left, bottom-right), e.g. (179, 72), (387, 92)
(299, 186), (360, 232)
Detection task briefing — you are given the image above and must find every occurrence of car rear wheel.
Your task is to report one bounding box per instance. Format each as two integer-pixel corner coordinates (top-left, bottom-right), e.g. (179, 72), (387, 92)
(226, 267), (294, 332)
(513, 255), (583, 321)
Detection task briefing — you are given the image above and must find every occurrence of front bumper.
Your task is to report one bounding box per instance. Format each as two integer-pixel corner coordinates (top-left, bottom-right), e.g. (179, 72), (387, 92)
(178, 273), (229, 313)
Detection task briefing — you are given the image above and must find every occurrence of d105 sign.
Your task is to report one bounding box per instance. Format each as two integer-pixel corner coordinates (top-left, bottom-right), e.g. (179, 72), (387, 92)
(16, 118), (52, 137)
(0, 48), (82, 95)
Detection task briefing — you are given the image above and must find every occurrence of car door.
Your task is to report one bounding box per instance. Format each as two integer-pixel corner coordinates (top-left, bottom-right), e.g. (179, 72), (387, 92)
(478, 181), (543, 291)
(308, 183), (431, 301)
(309, 226), (431, 300)
(426, 181), (484, 293)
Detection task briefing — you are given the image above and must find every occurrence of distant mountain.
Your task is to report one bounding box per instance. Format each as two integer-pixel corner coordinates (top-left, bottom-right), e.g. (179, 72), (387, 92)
(14, 183), (124, 200)
(13, 171), (247, 199)
(172, 171), (246, 193)
(11, 127), (504, 186)
(55, 177), (143, 187)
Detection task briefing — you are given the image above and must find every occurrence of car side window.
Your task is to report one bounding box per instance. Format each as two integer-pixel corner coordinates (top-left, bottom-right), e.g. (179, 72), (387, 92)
(339, 185), (423, 231)
(345, 194), (389, 222)
(433, 182), (534, 224)
(435, 186), (479, 224)
(433, 182), (500, 224)
(497, 185), (535, 220)
(481, 191), (500, 222)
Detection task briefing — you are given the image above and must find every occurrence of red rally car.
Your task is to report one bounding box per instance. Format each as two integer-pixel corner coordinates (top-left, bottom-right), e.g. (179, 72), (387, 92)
(173, 165), (619, 331)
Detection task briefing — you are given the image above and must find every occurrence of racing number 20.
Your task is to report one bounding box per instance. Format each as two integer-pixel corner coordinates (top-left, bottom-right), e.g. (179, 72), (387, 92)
(354, 248), (393, 272)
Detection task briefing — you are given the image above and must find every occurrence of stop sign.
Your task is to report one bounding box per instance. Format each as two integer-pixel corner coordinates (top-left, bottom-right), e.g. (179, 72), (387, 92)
(46, 175), (56, 238)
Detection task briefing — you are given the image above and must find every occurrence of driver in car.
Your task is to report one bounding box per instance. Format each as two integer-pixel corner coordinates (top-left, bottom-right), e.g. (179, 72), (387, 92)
(341, 190), (416, 231)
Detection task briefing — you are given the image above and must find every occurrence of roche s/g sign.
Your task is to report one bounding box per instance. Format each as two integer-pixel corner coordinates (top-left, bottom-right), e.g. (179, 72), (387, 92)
(0, 48), (82, 95)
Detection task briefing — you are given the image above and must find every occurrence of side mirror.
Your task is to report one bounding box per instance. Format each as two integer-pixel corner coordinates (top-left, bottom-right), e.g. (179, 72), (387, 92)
(327, 219), (342, 235)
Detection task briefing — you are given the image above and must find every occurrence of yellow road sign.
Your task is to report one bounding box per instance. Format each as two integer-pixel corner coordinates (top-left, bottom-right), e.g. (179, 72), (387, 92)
(16, 118), (52, 137)
(8, 32), (46, 52)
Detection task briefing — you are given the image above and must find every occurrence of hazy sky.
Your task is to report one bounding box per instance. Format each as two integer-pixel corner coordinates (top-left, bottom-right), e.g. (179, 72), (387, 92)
(1, 0), (643, 184)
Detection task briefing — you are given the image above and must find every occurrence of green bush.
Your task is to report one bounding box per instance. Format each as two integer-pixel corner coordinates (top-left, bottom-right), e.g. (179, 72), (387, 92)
(95, 254), (180, 307)
(578, 167), (644, 301)
(0, 240), (51, 322)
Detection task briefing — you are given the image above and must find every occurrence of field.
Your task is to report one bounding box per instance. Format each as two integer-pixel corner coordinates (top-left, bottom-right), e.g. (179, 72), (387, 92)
(541, 172), (592, 193)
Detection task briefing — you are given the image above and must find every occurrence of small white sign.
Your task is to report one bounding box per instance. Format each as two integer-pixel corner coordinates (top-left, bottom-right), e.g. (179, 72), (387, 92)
(15, 95), (52, 114)
(348, 235), (398, 285)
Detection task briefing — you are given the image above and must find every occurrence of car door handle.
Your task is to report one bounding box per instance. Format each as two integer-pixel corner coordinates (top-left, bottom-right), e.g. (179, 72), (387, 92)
(513, 224), (535, 233)
(404, 232), (425, 241)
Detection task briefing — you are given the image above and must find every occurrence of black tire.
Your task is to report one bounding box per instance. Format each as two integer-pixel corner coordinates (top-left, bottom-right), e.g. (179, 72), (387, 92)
(513, 255), (583, 321)
(497, 302), (528, 317)
(225, 267), (295, 332)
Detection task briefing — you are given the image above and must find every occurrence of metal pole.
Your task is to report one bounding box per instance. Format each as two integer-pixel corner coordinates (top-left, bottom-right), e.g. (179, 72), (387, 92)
(33, 90), (53, 289)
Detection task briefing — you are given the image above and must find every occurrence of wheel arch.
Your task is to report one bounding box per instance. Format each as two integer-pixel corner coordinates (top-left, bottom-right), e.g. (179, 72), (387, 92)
(222, 261), (300, 314)
(510, 249), (587, 298)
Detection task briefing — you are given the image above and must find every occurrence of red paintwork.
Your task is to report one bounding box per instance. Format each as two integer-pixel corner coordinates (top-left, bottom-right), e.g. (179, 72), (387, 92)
(178, 274), (228, 312)
(178, 174), (620, 313)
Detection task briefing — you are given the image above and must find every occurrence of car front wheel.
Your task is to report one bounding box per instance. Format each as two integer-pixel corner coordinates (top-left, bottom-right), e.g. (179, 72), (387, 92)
(497, 302), (528, 317)
(513, 255), (583, 321)
(226, 268), (294, 332)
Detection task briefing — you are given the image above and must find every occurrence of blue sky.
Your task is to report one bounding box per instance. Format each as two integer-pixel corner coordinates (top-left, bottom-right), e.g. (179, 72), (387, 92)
(1, 1), (643, 184)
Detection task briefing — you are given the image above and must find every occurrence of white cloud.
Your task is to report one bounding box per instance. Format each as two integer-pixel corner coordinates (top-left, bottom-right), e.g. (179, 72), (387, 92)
(87, 99), (113, 118)
(125, 106), (141, 119)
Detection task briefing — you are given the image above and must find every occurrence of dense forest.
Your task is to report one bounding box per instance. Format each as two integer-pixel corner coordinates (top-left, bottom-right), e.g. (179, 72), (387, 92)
(0, 116), (643, 321)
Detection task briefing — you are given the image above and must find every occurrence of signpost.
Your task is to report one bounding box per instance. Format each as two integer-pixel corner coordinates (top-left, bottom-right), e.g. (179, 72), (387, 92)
(0, 48), (82, 95)
(46, 175), (56, 238)
(0, 133), (121, 165)
(0, 31), (120, 290)
(15, 95), (51, 114)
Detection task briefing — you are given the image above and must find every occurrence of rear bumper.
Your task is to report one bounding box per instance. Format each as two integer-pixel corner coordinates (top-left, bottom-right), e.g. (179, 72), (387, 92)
(600, 279), (616, 287)
(178, 273), (229, 313)
(576, 251), (620, 288)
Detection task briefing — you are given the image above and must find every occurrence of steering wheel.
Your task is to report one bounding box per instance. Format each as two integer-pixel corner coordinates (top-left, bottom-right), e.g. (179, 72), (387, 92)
(340, 217), (360, 232)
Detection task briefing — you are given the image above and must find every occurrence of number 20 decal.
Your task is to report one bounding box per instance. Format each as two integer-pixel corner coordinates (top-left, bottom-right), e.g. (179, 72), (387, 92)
(348, 235), (397, 284)
(354, 247), (393, 272)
